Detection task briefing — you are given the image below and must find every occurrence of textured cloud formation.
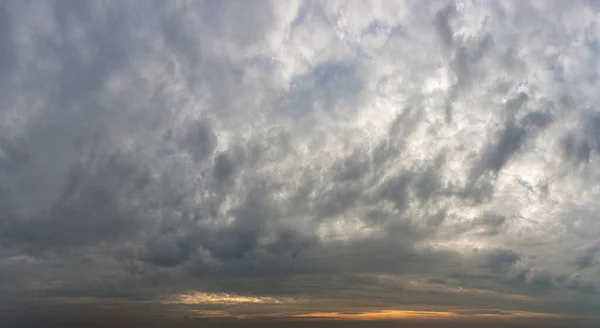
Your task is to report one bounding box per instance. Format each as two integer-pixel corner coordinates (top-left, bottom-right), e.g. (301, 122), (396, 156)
(1, 0), (600, 322)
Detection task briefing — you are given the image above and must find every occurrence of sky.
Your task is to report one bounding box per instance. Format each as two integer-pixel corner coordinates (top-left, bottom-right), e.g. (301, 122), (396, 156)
(1, 0), (600, 327)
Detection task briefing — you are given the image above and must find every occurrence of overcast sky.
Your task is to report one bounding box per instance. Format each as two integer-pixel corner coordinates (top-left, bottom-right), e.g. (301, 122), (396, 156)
(1, 0), (600, 327)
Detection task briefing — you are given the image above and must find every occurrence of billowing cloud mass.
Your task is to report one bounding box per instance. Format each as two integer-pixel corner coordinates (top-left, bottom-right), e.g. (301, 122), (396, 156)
(1, 0), (600, 325)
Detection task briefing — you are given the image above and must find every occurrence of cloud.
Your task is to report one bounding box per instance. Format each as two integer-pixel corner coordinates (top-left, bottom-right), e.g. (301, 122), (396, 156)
(574, 243), (600, 270)
(1, 0), (600, 323)
(162, 291), (300, 305)
(486, 249), (520, 272)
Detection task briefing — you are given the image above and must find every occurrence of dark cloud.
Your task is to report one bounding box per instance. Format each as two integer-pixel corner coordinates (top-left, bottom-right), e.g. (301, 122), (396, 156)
(520, 110), (553, 130)
(585, 113), (600, 152)
(505, 93), (529, 119)
(574, 244), (599, 270)
(213, 152), (236, 183)
(473, 213), (506, 236)
(0, 3), (15, 90)
(379, 174), (412, 211)
(181, 121), (217, 162)
(486, 249), (520, 272)
(561, 133), (591, 164)
(315, 182), (362, 218)
(333, 151), (370, 182)
(143, 233), (195, 268)
(434, 3), (456, 50)
(563, 274), (599, 295)
(479, 123), (527, 175)
(469, 106), (554, 186)
(1, 0), (600, 323)
(413, 157), (445, 204)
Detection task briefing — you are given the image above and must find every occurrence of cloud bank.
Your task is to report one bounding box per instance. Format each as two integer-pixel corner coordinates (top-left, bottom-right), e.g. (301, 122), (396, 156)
(1, 0), (600, 323)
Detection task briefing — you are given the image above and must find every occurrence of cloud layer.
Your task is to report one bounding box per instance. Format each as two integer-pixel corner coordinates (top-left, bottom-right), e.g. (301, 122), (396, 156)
(1, 0), (600, 321)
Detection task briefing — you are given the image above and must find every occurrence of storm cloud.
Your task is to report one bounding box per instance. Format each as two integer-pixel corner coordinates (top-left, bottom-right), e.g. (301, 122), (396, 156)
(1, 0), (600, 325)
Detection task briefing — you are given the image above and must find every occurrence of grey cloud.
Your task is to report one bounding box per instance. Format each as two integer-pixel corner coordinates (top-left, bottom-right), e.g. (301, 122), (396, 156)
(413, 155), (446, 204)
(479, 123), (527, 175)
(374, 157), (446, 211)
(574, 244), (599, 270)
(469, 105), (555, 185)
(0, 3), (15, 89)
(143, 233), (195, 268)
(213, 152), (236, 184)
(2, 0), (600, 321)
(374, 106), (423, 162)
(413, 169), (441, 204)
(473, 213), (506, 236)
(584, 113), (600, 152)
(264, 229), (317, 260)
(434, 3), (456, 50)
(205, 188), (277, 261)
(43, 2), (140, 115)
(504, 93), (529, 119)
(333, 151), (370, 182)
(508, 266), (600, 295)
(486, 249), (520, 272)
(202, 0), (279, 48)
(561, 133), (591, 164)
(563, 274), (599, 295)
(520, 110), (553, 130)
(458, 178), (495, 204)
(0, 139), (30, 172)
(315, 182), (362, 219)
(181, 121), (217, 162)
(378, 174), (412, 211)
(440, 9), (496, 124)
(285, 61), (363, 118)
(5, 152), (151, 252)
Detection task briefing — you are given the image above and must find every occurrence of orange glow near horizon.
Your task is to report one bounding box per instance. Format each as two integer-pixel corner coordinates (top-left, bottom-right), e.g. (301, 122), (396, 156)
(186, 308), (575, 322)
(290, 310), (459, 320)
(164, 291), (584, 323)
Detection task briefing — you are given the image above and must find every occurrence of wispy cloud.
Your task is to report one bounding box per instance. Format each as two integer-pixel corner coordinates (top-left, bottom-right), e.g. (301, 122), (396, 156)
(162, 292), (303, 305)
